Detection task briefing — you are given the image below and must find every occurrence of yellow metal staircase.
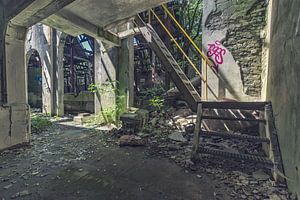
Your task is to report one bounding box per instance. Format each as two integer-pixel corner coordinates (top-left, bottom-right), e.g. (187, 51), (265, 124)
(134, 5), (285, 183)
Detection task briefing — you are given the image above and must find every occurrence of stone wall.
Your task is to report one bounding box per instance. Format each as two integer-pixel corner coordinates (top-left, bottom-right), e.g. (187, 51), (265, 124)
(265, 0), (300, 197)
(203, 0), (267, 99)
(64, 92), (95, 113)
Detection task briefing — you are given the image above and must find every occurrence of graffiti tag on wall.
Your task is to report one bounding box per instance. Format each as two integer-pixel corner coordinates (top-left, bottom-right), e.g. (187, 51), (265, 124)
(207, 41), (227, 72)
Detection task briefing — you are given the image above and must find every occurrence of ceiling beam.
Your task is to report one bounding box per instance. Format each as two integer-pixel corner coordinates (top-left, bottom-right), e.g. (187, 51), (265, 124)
(11, 0), (76, 27)
(44, 10), (121, 47)
(117, 27), (141, 39)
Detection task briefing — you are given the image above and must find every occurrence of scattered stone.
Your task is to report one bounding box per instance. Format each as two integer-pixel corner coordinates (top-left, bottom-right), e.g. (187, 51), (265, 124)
(150, 117), (159, 126)
(11, 190), (31, 199)
(196, 174), (202, 179)
(252, 170), (270, 181)
(31, 171), (39, 176)
(119, 135), (146, 147)
(167, 144), (180, 151)
(168, 132), (187, 142)
(3, 184), (12, 189)
(269, 194), (282, 200)
(184, 123), (195, 133)
(173, 108), (192, 117)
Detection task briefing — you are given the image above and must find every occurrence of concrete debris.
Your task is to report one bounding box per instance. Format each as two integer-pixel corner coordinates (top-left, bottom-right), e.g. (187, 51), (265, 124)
(168, 132), (187, 142)
(184, 123), (195, 133)
(0, 109), (292, 200)
(11, 190), (31, 199)
(3, 184), (13, 189)
(119, 135), (146, 147)
(252, 169), (270, 181)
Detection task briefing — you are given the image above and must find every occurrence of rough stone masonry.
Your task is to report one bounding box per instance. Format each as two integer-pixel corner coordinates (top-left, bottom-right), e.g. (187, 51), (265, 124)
(203, 0), (267, 97)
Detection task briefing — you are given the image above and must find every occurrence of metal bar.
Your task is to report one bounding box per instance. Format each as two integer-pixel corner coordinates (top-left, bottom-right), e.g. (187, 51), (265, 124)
(192, 104), (203, 160)
(204, 60), (208, 100)
(201, 101), (268, 110)
(70, 38), (75, 93)
(148, 10), (151, 24)
(162, 4), (215, 70)
(198, 147), (273, 165)
(201, 130), (270, 143)
(150, 10), (218, 99)
(202, 115), (266, 123)
(265, 103), (285, 183)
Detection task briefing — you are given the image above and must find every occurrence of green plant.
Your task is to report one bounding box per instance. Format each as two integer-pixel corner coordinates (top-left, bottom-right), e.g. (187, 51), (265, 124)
(149, 96), (164, 110)
(88, 81), (118, 94)
(88, 81), (125, 126)
(31, 113), (53, 134)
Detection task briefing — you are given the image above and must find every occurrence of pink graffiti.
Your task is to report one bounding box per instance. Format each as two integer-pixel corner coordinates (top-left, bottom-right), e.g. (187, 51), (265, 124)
(207, 41), (227, 71)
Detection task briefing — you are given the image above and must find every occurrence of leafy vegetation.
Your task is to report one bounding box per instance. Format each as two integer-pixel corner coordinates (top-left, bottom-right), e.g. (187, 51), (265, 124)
(149, 96), (164, 110)
(168, 0), (204, 76)
(31, 113), (53, 134)
(88, 81), (124, 126)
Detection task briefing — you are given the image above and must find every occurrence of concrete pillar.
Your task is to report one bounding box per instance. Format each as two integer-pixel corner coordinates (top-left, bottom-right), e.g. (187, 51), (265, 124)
(0, 22), (30, 150)
(25, 24), (56, 115)
(117, 36), (134, 112)
(6, 23), (28, 104)
(53, 31), (65, 116)
(0, 5), (6, 103)
(41, 26), (54, 115)
(94, 40), (116, 115)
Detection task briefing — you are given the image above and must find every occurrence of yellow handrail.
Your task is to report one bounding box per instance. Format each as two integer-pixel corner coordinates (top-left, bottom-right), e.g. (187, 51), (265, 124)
(150, 9), (217, 100)
(204, 60), (208, 99)
(162, 4), (213, 67)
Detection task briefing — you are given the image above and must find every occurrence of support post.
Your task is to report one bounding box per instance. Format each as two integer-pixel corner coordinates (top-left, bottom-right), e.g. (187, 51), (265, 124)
(0, 22), (30, 150)
(53, 31), (65, 116)
(94, 40), (116, 116)
(191, 103), (203, 161)
(117, 36), (134, 112)
(265, 103), (285, 183)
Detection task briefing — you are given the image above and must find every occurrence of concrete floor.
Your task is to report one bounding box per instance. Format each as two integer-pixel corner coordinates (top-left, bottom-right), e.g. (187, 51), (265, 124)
(0, 122), (217, 200)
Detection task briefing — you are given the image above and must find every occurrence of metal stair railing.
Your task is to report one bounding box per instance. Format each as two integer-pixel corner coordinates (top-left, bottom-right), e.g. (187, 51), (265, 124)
(161, 4), (218, 100)
(148, 8), (218, 100)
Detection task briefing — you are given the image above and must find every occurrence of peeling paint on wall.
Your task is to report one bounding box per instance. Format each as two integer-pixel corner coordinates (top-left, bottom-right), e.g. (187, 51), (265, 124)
(203, 0), (268, 99)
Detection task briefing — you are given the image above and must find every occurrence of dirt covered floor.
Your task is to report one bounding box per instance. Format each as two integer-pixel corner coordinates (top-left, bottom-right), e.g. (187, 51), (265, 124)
(0, 111), (293, 200)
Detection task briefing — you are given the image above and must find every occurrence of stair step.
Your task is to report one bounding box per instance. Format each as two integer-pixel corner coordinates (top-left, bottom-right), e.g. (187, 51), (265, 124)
(197, 147), (273, 165)
(201, 101), (268, 111)
(175, 69), (186, 76)
(140, 24), (200, 112)
(201, 130), (270, 143)
(202, 115), (266, 123)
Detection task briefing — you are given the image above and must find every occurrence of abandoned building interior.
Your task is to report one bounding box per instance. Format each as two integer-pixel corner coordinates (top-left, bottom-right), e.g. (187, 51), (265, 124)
(0, 0), (299, 199)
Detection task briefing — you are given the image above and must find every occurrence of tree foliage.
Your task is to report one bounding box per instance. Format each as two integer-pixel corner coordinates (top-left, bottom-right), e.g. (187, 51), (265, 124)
(171, 0), (204, 76)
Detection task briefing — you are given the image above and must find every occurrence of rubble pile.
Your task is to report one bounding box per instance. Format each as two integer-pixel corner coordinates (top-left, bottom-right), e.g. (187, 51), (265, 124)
(115, 105), (294, 200)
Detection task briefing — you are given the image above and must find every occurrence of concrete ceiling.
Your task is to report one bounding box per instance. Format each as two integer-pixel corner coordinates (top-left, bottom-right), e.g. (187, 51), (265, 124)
(9, 0), (169, 47)
(62, 0), (168, 28)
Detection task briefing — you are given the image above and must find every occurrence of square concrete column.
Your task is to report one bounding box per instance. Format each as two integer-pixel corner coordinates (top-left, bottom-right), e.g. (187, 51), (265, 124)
(94, 40), (116, 115)
(0, 22), (30, 150)
(40, 26), (54, 115)
(117, 36), (134, 111)
(53, 30), (65, 116)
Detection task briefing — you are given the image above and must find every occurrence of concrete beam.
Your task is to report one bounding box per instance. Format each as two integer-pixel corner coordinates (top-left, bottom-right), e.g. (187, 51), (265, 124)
(10, 0), (76, 27)
(117, 27), (141, 39)
(44, 10), (121, 47)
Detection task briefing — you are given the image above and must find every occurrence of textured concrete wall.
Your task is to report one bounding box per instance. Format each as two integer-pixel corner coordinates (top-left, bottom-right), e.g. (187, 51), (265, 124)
(25, 24), (66, 116)
(94, 40), (117, 116)
(203, 0), (267, 100)
(265, 0), (300, 197)
(0, 5), (5, 103)
(0, 4), (31, 150)
(26, 24), (54, 114)
(64, 92), (94, 113)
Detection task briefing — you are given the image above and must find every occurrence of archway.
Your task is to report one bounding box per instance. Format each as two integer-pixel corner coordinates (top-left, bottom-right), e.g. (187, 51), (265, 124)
(63, 34), (95, 114)
(26, 49), (42, 111)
